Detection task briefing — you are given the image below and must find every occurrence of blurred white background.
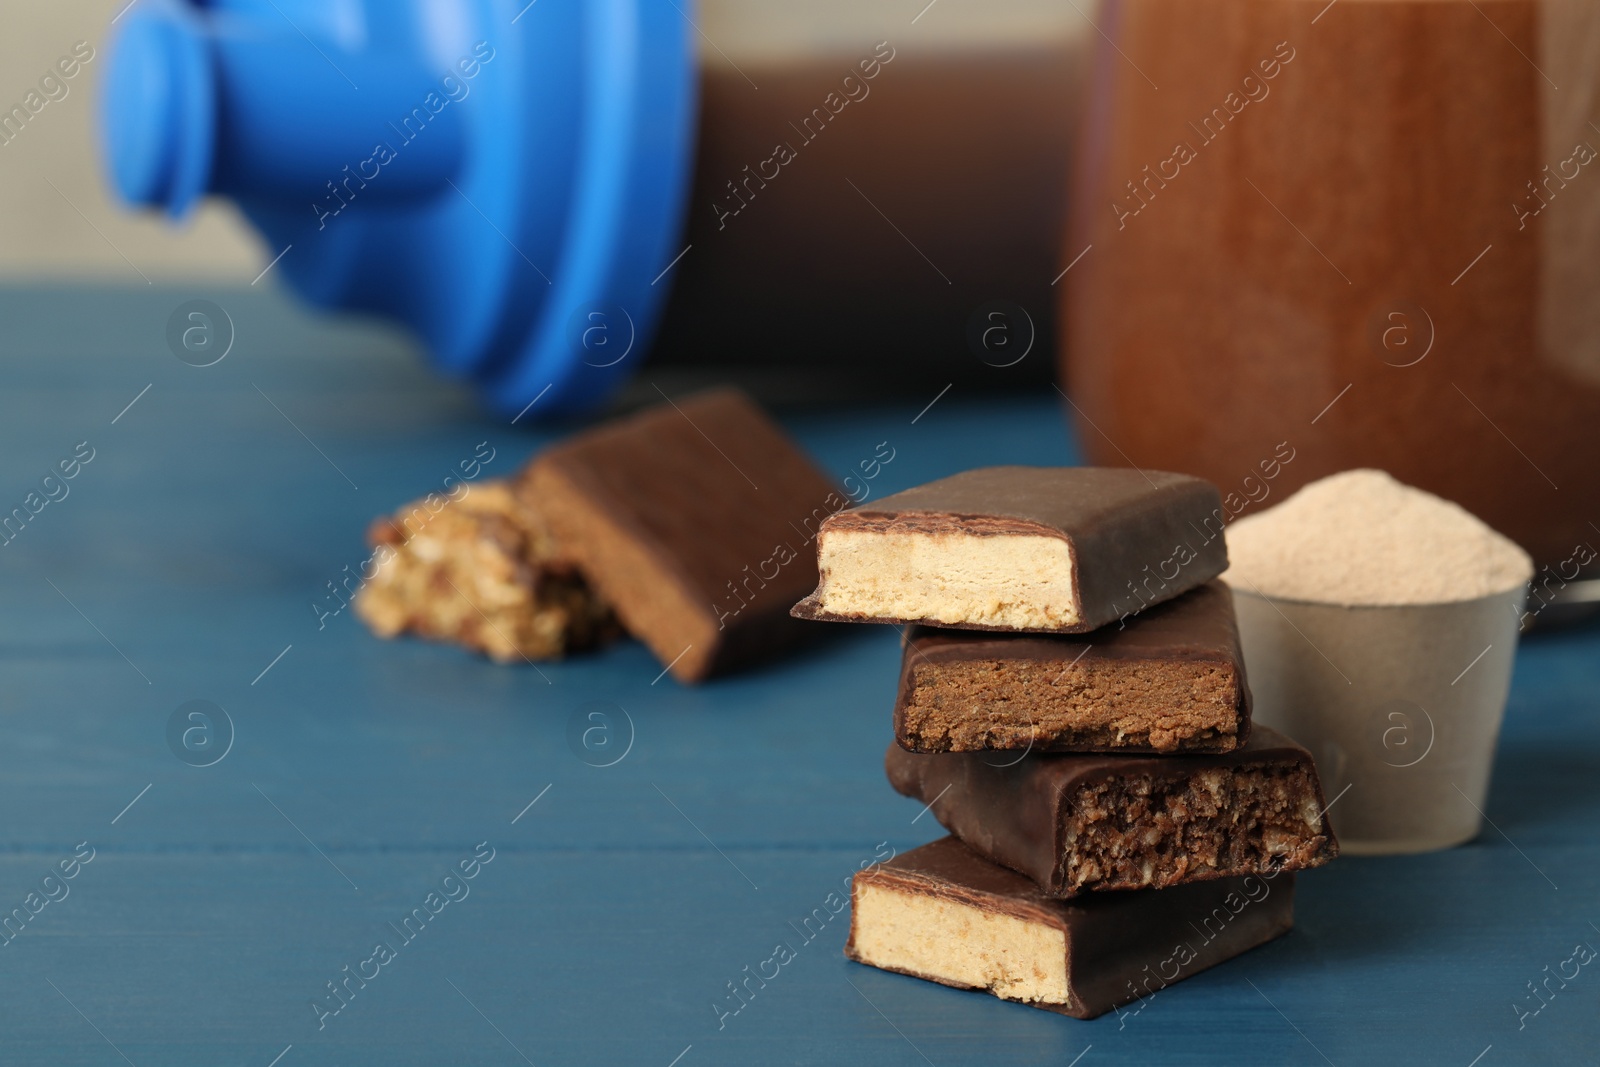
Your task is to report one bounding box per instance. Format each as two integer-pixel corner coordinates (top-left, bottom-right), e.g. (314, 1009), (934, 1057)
(0, 0), (265, 280)
(0, 0), (1082, 282)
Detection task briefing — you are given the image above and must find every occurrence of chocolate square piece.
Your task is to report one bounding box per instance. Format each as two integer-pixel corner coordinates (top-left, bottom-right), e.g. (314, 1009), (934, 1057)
(791, 466), (1228, 633)
(525, 388), (841, 682)
(896, 582), (1250, 754)
(354, 480), (617, 662)
(847, 837), (1295, 1019)
(886, 726), (1337, 897)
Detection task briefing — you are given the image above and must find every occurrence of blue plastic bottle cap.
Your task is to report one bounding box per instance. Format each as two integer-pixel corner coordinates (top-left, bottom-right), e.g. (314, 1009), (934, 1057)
(99, 0), (697, 419)
(102, 1), (214, 218)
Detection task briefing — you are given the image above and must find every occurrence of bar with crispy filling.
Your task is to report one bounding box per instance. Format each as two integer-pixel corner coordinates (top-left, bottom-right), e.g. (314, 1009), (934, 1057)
(885, 725), (1337, 896)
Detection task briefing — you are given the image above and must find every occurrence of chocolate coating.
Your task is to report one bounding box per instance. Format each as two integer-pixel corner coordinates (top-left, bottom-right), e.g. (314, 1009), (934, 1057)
(847, 836), (1296, 1019)
(525, 388), (841, 682)
(792, 466), (1229, 632)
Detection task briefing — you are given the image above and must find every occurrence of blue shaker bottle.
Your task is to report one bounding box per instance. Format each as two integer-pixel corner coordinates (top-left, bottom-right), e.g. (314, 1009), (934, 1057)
(100, 0), (696, 418)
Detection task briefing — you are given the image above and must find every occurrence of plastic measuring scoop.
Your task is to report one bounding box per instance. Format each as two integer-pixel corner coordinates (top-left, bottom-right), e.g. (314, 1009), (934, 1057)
(99, 0), (697, 419)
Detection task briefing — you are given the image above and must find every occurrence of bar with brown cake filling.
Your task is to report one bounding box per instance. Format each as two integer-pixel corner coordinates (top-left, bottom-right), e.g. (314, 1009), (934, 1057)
(896, 582), (1250, 754)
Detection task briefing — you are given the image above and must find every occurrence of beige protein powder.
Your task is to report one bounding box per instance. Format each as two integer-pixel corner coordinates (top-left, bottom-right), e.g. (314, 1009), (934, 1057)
(1222, 469), (1534, 606)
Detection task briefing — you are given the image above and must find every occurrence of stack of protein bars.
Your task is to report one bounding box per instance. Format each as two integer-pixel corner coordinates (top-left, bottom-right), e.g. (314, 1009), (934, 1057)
(790, 467), (1338, 1020)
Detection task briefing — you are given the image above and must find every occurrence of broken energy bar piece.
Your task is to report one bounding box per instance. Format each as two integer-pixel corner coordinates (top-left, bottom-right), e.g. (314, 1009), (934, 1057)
(354, 480), (618, 662)
(524, 388), (842, 683)
(791, 466), (1228, 633)
(846, 836), (1294, 1019)
(895, 582), (1251, 754)
(885, 725), (1337, 896)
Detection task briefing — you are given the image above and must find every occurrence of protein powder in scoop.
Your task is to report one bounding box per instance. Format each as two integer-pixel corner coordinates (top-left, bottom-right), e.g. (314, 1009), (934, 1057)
(1222, 469), (1533, 605)
(1224, 468), (1533, 854)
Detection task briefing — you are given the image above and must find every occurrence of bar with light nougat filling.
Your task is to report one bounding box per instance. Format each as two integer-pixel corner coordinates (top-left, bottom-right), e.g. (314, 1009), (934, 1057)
(792, 466), (1228, 633)
(847, 836), (1295, 1018)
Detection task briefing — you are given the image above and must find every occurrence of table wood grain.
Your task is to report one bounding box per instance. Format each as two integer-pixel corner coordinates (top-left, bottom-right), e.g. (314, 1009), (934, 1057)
(0, 287), (1592, 1066)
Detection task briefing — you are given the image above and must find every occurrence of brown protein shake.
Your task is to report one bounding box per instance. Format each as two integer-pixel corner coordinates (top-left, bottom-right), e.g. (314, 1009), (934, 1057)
(1064, 0), (1600, 582)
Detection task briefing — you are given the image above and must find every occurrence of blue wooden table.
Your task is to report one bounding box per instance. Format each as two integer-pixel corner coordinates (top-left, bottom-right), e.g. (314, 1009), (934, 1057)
(0, 286), (1594, 1066)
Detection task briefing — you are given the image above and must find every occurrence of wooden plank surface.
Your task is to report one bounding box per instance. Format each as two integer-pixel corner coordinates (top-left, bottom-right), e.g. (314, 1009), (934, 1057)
(0, 286), (1593, 1065)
